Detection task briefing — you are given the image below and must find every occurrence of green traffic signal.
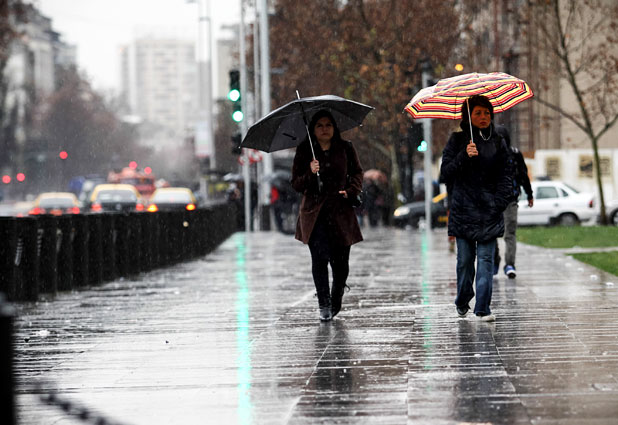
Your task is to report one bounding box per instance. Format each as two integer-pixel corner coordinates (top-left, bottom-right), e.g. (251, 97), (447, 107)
(228, 89), (240, 102)
(417, 140), (428, 152)
(232, 110), (244, 122)
(228, 69), (242, 122)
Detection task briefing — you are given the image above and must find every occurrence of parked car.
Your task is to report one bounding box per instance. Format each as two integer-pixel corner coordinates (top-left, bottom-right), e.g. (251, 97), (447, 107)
(146, 187), (197, 212)
(603, 199), (618, 225)
(29, 192), (80, 216)
(89, 184), (144, 213)
(518, 181), (596, 226)
(393, 192), (448, 228)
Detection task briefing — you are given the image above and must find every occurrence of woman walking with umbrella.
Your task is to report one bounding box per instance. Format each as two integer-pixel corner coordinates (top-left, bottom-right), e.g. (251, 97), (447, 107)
(292, 109), (364, 321)
(439, 95), (512, 322)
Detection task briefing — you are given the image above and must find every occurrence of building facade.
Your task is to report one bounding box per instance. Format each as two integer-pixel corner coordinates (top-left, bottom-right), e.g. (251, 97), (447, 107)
(120, 37), (198, 147)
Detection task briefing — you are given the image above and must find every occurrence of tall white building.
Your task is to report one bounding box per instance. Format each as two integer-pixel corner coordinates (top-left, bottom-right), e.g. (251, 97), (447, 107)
(120, 38), (198, 146)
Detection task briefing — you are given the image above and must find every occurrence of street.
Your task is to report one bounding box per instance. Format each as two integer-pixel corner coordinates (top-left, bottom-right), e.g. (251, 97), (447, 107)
(12, 227), (618, 425)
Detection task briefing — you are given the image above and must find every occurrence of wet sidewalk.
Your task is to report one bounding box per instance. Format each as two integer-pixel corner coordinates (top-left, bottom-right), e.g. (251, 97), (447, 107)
(12, 227), (618, 424)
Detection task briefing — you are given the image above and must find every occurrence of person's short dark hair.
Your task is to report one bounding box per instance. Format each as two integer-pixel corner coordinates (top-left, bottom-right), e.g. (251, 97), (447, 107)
(461, 95), (494, 123)
(308, 109), (342, 143)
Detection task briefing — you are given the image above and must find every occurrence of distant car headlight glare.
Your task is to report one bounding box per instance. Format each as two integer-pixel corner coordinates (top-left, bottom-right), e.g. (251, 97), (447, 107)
(394, 206), (410, 217)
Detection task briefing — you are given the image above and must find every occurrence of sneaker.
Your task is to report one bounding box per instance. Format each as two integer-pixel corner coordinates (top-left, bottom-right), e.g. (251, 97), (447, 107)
(504, 265), (516, 279)
(456, 305), (469, 317)
(477, 314), (496, 322)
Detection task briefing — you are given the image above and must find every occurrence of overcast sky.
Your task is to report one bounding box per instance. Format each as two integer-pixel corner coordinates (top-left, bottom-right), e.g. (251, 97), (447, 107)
(36, 0), (241, 92)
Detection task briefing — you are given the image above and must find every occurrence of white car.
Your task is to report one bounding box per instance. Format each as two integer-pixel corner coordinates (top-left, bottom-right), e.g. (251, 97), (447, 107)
(518, 181), (596, 226)
(604, 199), (618, 225)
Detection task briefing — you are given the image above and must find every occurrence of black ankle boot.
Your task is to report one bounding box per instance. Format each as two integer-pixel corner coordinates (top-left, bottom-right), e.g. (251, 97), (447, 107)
(317, 292), (332, 321)
(331, 283), (349, 318)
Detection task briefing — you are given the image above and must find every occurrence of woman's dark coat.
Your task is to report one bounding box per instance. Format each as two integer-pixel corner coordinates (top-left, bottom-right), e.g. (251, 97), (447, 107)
(440, 123), (512, 242)
(291, 138), (363, 246)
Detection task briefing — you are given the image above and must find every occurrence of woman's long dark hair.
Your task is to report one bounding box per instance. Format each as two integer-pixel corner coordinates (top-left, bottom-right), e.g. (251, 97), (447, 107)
(306, 109), (343, 145)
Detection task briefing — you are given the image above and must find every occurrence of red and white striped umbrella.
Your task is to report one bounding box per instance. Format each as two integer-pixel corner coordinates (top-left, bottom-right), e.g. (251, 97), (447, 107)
(404, 72), (533, 120)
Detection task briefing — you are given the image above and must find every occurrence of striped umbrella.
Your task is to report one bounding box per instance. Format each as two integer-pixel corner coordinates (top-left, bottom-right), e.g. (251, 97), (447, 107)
(404, 72), (533, 120)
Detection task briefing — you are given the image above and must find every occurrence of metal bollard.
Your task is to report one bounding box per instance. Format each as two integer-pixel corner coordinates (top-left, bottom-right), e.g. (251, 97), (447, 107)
(162, 211), (173, 266)
(0, 293), (16, 425)
(0, 218), (18, 300)
(170, 211), (183, 263)
(127, 213), (141, 275)
(114, 214), (129, 278)
(72, 214), (89, 288)
(87, 214), (103, 285)
(56, 216), (74, 291)
(139, 213), (152, 272)
(14, 217), (40, 302)
(100, 214), (117, 282)
(145, 212), (158, 269)
(39, 216), (59, 295)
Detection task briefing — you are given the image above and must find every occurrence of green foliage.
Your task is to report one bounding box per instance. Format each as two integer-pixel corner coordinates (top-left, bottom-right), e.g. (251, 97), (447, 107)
(517, 226), (618, 249)
(570, 251), (618, 277)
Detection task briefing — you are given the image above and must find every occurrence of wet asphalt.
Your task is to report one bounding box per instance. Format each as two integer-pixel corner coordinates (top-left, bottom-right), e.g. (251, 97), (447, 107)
(11, 226), (618, 425)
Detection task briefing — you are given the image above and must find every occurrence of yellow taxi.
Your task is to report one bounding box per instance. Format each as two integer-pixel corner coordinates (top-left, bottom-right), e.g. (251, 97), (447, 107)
(29, 192), (81, 216)
(147, 187), (197, 212)
(89, 184), (144, 213)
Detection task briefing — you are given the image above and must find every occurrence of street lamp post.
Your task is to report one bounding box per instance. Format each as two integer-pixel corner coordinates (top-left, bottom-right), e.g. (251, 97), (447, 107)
(421, 65), (433, 232)
(189, 0), (215, 200)
(240, 0), (251, 232)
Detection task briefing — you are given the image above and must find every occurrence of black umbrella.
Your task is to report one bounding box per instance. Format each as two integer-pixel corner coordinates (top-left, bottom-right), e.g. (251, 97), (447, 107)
(240, 94), (374, 153)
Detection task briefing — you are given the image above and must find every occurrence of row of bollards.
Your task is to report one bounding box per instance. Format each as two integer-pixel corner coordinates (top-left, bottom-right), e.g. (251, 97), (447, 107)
(0, 202), (237, 425)
(0, 203), (237, 302)
(0, 294), (15, 425)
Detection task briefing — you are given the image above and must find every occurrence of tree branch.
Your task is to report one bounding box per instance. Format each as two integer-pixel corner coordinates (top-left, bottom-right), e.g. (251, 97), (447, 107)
(596, 113), (618, 141)
(533, 96), (587, 133)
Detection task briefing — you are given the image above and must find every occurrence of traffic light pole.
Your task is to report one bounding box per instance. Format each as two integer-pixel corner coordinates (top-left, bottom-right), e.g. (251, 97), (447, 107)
(240, 0), (251, 232)
(421, 68), (433, 232)
(258, 0), (273, 230)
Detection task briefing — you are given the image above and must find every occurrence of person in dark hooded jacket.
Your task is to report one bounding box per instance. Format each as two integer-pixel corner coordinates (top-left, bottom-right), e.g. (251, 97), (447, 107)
(439, 95), (512, 322)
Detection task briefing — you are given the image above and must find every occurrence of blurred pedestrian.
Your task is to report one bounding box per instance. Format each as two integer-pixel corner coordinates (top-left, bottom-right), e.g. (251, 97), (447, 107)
(493, 129), (534, 278)
(292, 110), (364, 322)
(439, 95), (512, 322)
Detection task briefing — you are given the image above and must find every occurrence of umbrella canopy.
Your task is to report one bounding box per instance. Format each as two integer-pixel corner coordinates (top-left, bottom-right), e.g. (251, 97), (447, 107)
(241, 95), (374, 153)
(364, 169), (387, 183)
(404, 72), (533, 120)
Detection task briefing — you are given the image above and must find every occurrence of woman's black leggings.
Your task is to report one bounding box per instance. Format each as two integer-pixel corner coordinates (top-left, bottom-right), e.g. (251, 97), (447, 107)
(308, 212), (350, 303)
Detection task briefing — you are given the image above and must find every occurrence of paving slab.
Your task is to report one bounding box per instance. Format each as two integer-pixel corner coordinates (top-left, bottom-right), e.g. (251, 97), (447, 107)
(11, 227), (618, 424)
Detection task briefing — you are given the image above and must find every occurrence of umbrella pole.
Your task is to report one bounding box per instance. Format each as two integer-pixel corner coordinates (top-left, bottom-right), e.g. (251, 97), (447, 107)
(296, 90), (322, 191)
(466, 101), (474, 144)
(296, 90), (317, 160)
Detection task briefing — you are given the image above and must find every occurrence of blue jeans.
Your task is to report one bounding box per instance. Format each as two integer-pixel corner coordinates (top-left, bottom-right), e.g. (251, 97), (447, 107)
(455, 238), (496, 316)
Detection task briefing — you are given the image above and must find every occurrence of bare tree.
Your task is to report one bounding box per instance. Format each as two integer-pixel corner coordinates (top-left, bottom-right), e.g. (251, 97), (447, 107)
(525, 0), (618, 224)
(268, 0), (463, 178)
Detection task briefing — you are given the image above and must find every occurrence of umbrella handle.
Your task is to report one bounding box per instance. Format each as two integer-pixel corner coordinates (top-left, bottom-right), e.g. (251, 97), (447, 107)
(297, 90), (322, 192)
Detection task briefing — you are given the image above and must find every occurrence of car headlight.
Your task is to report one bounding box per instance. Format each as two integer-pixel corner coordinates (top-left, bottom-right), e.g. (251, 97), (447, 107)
(394, 206), (410, 217)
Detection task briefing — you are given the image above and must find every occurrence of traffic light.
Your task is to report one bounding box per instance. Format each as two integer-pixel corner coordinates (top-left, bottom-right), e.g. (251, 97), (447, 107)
(231, 132), (242, 155)
(228, 70), (243, 123)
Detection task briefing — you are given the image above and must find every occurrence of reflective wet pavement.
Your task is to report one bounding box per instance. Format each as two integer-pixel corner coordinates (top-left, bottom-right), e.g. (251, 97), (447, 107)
(11, 227), (618, 424)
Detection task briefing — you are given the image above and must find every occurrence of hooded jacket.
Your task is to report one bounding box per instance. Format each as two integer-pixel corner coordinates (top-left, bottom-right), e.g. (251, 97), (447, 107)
(440, 122), (512, 242)
(291, 138), (363, 246)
